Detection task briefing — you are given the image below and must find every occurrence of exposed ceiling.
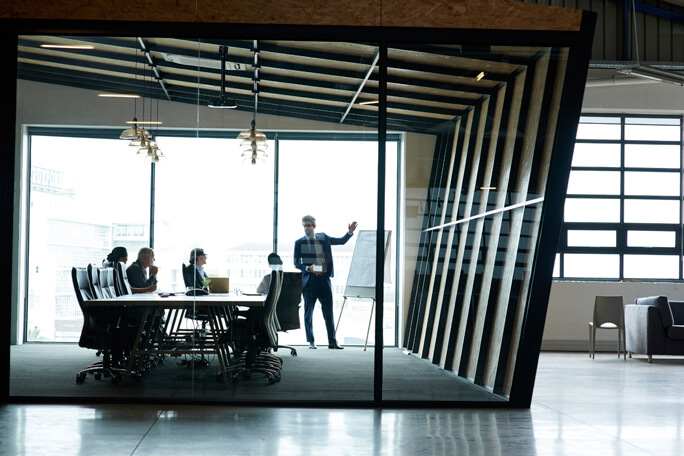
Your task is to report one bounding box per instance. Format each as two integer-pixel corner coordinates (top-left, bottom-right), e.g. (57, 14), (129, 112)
(18, 36), (550, 133)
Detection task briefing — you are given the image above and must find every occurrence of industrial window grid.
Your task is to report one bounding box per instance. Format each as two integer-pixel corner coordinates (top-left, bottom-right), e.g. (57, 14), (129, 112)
(556, 114), (684, 281)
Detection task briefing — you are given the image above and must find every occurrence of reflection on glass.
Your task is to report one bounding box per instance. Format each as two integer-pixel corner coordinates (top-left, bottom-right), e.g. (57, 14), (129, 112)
(567, 230), (616, 247)
(625, 144), (680, 169)
(572, 143), (620, 168)
(624, 171), (680, 196)
(566, 171), (620, 195)
(624, 199), (679, 224)
(564, 254), (619, 278)
(627, 231), (676, 248)
(624, 255), (679, 279)
(564, 198), (620, 223)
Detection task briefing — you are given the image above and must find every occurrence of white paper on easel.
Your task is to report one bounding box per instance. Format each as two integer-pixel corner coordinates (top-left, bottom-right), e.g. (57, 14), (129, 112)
(344, 230), (391, 299)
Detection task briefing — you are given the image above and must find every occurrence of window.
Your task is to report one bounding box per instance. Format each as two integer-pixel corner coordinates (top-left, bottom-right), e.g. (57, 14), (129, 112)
(25, 130), (400, 343)
(557, 115), (683, 281)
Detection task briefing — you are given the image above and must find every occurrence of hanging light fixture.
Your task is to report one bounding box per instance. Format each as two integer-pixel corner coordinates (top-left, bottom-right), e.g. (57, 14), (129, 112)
(237, 40), (268, 165)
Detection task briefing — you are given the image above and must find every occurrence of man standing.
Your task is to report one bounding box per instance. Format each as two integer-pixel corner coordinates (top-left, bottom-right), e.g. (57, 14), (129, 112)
(294, 215), (357, 349)
(126, 247), (158, 292)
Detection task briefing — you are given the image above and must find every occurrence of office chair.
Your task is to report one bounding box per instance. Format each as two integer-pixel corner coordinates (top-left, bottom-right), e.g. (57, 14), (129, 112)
(273, 271), (302, 357)
(115, 262), (133, 296)
(227, 270), (284, 384)
(87, 263), (104, 299)
(589, 296), (626, 360)
(98, 267), (118, 298)
(72, 267), (128, 384)
(180, 262), (212, 367)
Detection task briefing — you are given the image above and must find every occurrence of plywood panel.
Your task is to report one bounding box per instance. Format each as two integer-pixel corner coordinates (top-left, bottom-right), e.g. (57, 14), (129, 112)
(2, 0), (581, 31)
(502, 48), (568, 396)
(482, 53), (550, 390)
(417, 121), (461, 356)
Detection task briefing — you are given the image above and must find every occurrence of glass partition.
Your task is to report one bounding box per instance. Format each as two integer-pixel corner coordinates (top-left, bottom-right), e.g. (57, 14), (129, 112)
(395, 43), (572, 402)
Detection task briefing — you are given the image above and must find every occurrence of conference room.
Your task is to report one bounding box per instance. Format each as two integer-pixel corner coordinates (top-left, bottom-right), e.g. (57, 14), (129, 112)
(7, 15), (594, 406)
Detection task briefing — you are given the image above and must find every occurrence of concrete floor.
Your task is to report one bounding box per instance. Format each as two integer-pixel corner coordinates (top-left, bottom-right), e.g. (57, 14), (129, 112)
(2, 351), (683, 455)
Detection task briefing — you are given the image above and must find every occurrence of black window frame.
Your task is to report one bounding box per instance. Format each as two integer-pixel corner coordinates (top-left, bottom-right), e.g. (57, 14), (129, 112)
(556, 113), (684, 281)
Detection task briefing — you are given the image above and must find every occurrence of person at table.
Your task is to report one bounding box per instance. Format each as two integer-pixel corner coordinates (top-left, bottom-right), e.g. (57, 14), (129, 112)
(294, 215), (357, 350)
(126, 247), (158, 293)
(257, 252), (283, 294)
(183, 248), (208, 289)
(103, 246), (128, 267)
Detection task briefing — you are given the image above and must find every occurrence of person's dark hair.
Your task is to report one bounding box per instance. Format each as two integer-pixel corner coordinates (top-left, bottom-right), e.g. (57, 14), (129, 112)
(106, 246), (128, 263)
(188, 247), (206, 264)
(267, 252), (283, 265)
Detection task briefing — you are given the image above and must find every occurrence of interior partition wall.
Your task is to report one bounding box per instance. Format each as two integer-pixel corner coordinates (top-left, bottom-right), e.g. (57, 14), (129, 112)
(4, 15), (595, 407)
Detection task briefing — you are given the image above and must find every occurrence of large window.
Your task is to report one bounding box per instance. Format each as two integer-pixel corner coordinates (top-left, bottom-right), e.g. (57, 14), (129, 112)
(25, 130), (399, 344)
(27, 135), (151, 341)
(556, 115), (683, 281)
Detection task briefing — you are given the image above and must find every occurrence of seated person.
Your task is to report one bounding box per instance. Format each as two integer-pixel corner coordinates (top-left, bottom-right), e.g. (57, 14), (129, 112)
(183, 248), (208, 289)
(103, 246), (128, 267)
(126, 247), (158, 293)
(257, 253), (283, 294)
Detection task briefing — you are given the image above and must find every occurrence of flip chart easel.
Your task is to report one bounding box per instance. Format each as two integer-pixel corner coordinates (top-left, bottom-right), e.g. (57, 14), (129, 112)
(336, 230), (391, 351)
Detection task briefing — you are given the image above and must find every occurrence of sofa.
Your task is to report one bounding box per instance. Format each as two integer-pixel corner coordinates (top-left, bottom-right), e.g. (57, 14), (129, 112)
(625, 296), (684, 362)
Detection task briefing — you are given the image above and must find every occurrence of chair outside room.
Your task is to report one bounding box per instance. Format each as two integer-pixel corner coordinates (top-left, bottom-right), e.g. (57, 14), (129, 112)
(589, 296), (626, 360)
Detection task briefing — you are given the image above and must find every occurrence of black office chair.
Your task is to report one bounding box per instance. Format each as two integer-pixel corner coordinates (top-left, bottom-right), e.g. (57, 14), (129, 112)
(72, 267), (128, 384)
(180, 262), (211, 367)
(98, 267), (118, 299)
(228, 270), (284, 384)
(115, 262), (133, 296)
(87, 264), (104, 300)
(273, 271), (302, 357)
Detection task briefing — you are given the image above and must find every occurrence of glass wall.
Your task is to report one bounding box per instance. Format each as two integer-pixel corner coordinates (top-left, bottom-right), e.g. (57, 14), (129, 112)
(397, 43), (572, 401)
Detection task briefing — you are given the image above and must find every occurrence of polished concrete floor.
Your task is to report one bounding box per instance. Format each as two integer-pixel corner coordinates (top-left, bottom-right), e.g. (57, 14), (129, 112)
(2, 351), (683, 455)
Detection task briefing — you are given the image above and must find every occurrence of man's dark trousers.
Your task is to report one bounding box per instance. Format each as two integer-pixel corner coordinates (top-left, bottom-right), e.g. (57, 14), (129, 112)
(303, 274), (336, 345)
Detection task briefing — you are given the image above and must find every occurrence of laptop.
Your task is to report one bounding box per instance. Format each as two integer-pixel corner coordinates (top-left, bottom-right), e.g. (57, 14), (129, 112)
(207, 277), (230, 293)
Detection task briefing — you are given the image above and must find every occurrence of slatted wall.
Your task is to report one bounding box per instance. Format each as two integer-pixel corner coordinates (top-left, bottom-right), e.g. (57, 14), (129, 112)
(403, 46), (570, 397)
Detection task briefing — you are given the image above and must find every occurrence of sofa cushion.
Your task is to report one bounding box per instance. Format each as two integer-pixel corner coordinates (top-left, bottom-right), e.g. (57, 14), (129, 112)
(668, 325), (684, 340)
(636, 296), (674, 328)
(669, 301), (684, 325)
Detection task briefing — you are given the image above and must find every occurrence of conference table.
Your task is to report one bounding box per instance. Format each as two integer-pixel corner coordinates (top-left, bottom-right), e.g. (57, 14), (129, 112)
(84, 292), (266, 384)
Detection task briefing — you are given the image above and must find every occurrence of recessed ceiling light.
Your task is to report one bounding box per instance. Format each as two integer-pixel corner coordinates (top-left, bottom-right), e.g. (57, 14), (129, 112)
(98, 93), (141, 98)
(40, 44), (95, 50)
(126, 120), (163, 125)
(476, 72), (486, 81)
(480, 186), (496, 190)
(358, 100), (379, 105)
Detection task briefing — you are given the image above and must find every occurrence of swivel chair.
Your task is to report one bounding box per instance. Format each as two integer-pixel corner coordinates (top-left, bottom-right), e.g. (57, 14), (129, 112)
(228, 270), (284, 383)
(72, 267), (128, 384)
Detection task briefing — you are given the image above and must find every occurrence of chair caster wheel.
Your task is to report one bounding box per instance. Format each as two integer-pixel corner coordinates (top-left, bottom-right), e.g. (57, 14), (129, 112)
(94, 372), (102, 380)
(76, 374), (86, 384)
(269, 376), (277, 384)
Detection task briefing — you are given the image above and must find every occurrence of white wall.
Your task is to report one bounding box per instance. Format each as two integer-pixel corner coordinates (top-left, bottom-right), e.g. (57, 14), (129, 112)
(542, 79), (684, 351)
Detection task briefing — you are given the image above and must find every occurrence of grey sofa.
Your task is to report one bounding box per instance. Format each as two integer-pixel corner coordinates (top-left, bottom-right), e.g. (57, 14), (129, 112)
(625, 296), (684, 362)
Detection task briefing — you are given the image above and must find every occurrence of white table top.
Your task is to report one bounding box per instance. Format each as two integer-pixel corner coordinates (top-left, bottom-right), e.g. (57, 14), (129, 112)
(85, 292), (265, 307)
